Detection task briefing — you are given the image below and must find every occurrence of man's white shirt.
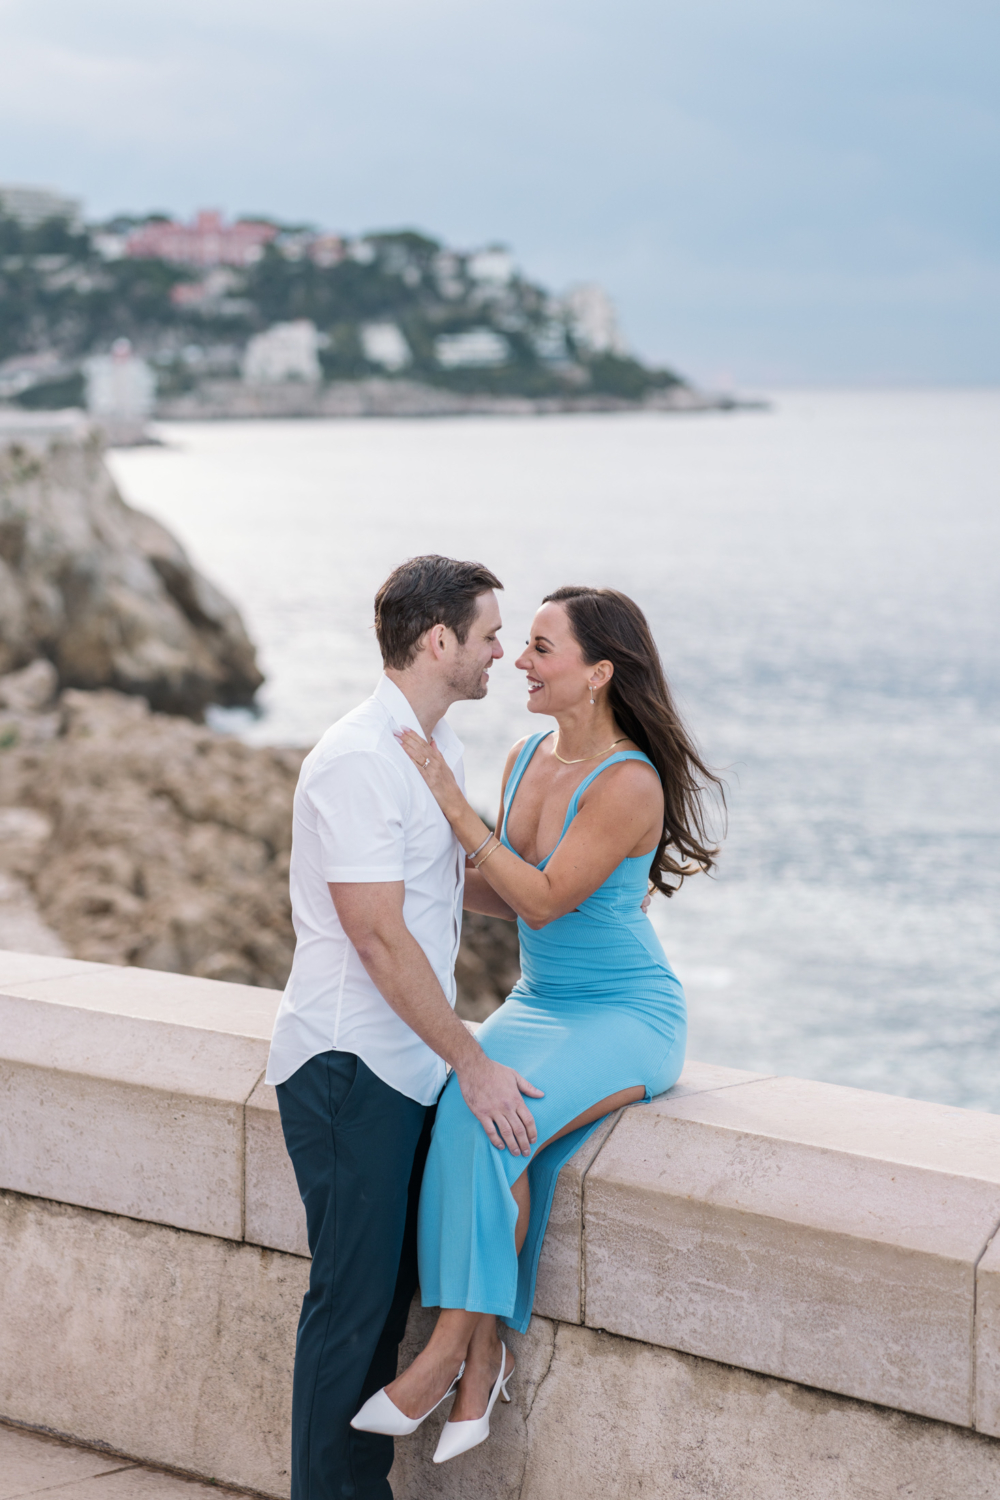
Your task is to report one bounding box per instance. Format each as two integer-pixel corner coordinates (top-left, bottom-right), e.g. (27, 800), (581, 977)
(265, 674), (466, 1105)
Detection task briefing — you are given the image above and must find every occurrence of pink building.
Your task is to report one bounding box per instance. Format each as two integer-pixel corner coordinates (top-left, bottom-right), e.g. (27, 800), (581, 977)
(126, 211), (278, 268)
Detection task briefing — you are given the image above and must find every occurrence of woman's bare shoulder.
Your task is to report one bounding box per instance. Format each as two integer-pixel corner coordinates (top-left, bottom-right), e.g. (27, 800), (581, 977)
(500, 737), (529, 792)
(584, 754), (662, 807)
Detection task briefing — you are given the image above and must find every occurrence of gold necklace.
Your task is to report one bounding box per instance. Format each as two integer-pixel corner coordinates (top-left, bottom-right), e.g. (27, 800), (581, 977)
(552, 734), (628, 765)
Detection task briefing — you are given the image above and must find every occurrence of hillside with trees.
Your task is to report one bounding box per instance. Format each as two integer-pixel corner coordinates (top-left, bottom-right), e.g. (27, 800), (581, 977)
(0, 207), (686, 410)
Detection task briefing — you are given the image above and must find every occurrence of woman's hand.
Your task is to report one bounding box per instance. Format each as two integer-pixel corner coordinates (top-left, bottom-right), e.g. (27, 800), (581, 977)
(396, 728), (465, 822)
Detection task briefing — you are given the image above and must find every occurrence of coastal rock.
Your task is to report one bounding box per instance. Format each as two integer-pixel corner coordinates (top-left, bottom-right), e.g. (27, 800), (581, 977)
(0, 424), (263, 717)
(0, 683), (517, 1009)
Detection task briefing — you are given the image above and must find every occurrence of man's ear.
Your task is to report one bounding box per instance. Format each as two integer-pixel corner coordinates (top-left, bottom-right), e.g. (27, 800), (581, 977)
(425, 623), (451, 661)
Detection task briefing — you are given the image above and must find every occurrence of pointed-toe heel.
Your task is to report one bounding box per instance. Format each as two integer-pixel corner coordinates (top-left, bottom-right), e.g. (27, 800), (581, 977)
(351, 1361), (465, 1437)
(432, 1345), (513, 1464)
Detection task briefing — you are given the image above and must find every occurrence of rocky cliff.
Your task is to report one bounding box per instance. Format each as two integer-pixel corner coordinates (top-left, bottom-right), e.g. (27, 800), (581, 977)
(0, 415), (262, 717)
(0, 420), (515, 1013)
(0, 663), (517, 1015)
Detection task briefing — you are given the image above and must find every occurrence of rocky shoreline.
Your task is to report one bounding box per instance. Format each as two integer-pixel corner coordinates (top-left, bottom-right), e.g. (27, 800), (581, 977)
(0, 416), (518, 1016)
(0, 668), (518, 1016)
(154, 376), (756, 423)
(0, 412), (261, 714)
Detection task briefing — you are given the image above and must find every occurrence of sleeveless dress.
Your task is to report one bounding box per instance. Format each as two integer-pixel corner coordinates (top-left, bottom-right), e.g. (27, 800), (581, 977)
(417, 731), (687, 1333)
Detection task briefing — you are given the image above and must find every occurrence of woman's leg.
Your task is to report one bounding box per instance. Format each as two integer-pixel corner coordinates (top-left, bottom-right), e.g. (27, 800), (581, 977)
(384, 1306), (510, 1424)
(383, 1307), (479, 1419)
(385, 1086), (644, 1423)
(510, 1084), (644, 1251)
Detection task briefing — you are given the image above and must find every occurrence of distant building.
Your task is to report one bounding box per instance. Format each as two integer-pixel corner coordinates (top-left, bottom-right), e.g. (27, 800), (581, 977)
(434, 252), (465, 300)
(91, 231), (128, 261)
(468, 248), (514, 286)
(84, 340), (156, 419)
(0, 183), (83, 231)
(360, 323), (411, 372)
(435, 329), (510, 368)
(307, 234), (345, 268)
(563, 284), (627, 356)
(243, 321), (322, 384)
(170, 268), (240, 310)
(532, 321), (569, 363)
(126, 211), (278, 268)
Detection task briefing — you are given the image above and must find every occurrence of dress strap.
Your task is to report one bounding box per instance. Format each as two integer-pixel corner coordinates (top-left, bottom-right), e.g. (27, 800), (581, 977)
(564, 750), (658, 826)
(499, 732), (553, 848)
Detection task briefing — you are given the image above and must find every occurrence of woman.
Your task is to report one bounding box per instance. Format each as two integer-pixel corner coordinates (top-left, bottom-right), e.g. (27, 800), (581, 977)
(352, 586), (721, 1463)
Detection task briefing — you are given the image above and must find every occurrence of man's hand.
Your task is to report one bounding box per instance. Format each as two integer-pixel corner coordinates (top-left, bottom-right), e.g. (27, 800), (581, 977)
(330, 881), (542, 1153)
(455, 1052), (544, 1155)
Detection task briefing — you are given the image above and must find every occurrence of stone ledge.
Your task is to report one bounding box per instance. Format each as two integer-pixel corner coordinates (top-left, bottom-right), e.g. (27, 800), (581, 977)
(976, 1229), (1000, 1437)
(584, 1074), (1000, 1427)
(4, 1190), (1000, 1500)
(4, 950), (1000, 1435)
(0, 952), (277, 1239)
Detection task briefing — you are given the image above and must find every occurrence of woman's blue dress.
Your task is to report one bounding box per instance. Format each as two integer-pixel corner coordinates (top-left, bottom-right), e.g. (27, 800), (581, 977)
(417, 732), (687, 1333)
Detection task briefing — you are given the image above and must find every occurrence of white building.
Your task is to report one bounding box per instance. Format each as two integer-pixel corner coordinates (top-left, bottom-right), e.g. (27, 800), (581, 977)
(563, 284), (627, 356)
(435, 329), (510, 369)
(0, 183), (83, 231)
(242, 321), (322, 384)
(468, 249), (515, 286)
(360, 323), (411, 372)
(84, 340), (155, 419)
(433, 252), (464, 300)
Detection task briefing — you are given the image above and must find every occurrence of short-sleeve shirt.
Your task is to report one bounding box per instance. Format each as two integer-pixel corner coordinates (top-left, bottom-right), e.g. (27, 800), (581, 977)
(265, 674), (466, 1104)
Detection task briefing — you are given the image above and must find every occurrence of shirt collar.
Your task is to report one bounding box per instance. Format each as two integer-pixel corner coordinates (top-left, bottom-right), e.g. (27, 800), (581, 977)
(373, 673), (463, 764)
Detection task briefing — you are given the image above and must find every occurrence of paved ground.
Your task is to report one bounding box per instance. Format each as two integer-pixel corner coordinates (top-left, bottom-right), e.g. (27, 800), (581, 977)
(0, 1424), (255, 1500)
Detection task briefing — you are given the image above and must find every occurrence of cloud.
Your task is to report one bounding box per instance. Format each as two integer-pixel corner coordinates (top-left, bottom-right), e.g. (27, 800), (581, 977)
(0, 0), (997, 381)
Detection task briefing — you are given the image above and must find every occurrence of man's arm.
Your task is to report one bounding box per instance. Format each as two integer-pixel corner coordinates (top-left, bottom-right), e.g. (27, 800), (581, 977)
(462, 868), (516, 919)
(329, 880), (542, 1154)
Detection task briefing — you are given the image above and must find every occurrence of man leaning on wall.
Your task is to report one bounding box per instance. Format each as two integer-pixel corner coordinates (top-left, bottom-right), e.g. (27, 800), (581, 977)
(265, 555), (541, 1500)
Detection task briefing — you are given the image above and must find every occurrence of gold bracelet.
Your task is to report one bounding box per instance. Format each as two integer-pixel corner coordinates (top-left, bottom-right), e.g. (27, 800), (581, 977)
(473, 838), (502, 870)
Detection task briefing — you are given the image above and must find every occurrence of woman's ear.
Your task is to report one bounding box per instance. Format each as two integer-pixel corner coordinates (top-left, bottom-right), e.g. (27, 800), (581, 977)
(592, 659), (614, 689)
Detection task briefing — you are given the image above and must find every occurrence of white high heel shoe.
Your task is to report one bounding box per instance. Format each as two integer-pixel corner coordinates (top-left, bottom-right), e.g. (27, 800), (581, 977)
(350, 1360), (465, 1437)
(432, 1344), (513, 1464)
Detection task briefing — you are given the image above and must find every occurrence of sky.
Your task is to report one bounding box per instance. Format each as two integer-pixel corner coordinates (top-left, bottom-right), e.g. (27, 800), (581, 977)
(1, 0), (998, 386)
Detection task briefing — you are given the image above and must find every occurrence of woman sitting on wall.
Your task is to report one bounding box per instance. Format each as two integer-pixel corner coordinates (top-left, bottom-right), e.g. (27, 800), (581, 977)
(352, 585), (722, 1463)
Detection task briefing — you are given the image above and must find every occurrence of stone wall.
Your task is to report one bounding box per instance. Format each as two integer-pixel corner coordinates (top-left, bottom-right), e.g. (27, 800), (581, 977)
(2, 949), (1000, 1498)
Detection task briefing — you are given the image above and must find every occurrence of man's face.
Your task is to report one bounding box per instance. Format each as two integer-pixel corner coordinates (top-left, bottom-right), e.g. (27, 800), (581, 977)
(447, 590), (504, 701)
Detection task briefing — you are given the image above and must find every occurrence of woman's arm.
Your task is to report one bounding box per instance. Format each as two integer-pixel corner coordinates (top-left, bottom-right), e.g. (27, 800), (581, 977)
(461, 741), (521, 920)
(399, 730), (661, 927)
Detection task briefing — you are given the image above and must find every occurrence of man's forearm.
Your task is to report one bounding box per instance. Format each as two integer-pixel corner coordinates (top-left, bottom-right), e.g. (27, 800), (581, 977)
(462, 869), (516, 920)
(353, 924), (480, 1071)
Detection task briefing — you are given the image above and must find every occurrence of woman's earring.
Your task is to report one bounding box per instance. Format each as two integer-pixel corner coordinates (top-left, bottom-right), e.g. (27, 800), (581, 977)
(589, 684), (596, 705)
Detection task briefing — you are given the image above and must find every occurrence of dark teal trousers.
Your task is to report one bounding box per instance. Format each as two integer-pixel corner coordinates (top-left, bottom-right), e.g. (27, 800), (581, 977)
(276, 1051), (433, 1500)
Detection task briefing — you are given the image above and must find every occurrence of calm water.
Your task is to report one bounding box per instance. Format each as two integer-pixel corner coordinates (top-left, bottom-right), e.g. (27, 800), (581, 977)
(109, 391), (1000, 1112)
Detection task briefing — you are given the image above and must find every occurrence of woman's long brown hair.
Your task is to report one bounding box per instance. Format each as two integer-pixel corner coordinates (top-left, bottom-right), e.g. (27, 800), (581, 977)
(543, 585), (724, 896)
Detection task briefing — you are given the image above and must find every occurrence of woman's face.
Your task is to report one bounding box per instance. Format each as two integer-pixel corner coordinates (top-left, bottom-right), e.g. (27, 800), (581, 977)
(515, 602), (594, 715)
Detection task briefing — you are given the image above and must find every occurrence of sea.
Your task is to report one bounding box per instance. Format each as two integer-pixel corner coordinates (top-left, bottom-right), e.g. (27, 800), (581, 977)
(108, 389), (1000, 1113)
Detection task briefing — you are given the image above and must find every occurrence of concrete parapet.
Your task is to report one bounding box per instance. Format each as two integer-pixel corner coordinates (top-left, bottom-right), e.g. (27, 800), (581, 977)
(244, 1076), (308, 1258)
(3, 950), (1000, 1496)
(0, 955), (275, 1239)
(976, 1228), (1000, 1437)
(584, 1073), (1000, 1426)
(0, 1188), (305, 1496)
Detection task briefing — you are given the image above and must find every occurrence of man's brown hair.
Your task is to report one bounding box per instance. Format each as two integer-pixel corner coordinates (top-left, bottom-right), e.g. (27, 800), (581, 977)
(374, 555), (503, 669)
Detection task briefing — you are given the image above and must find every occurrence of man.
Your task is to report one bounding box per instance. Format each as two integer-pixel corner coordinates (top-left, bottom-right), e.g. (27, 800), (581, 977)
(266, 555), (541, 1500)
